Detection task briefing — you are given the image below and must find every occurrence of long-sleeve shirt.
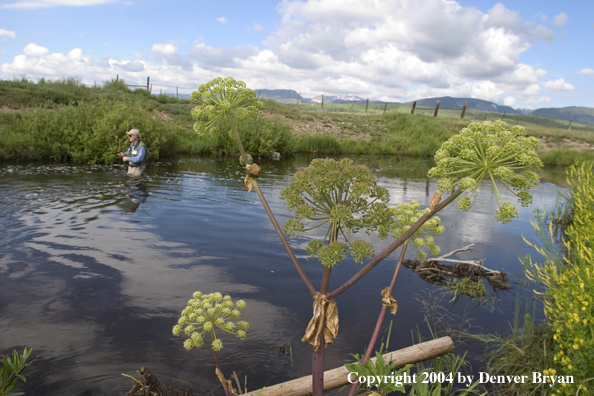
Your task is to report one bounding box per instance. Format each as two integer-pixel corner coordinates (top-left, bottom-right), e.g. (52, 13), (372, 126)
(124, 143), (147, 163)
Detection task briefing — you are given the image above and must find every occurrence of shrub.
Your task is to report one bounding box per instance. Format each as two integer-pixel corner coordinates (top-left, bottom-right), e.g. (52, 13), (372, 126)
(191, 114), (297, 158)
(0, 98), (182, 163)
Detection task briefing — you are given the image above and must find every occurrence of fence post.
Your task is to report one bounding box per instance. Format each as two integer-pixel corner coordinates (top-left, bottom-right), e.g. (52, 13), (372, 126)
(460, 102), (467, 119)
(500, 111), (506, 121)
(348, 99), (356, 113)
(257, 90), (261, 99)
(146, 76), (150, 92)
(321, 95), (324, 111)
(176, 87), (179, 99)
(365, 98), (369, 114)
(383, 102), (387, 115)
(297, 92), (301, 104)
(433, 100), (440, 117)
(116, 74), (119, 81)
(411, 101), (416, 114)
(484, 113), (488, 121)
(150, 84), (152, 94)
(568, 114), (573, 132)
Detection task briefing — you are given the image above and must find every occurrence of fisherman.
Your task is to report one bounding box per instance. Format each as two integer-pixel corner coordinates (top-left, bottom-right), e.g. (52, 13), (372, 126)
(117, 129), (149, 177)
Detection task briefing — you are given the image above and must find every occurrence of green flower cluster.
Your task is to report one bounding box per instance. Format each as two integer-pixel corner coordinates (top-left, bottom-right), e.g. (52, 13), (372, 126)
(428, 121), (542, 224)
(280, 158), (392, 267)
(383, 200), (444, 261)
(190, 77), (264, 135)
(172, 291), (248, 352)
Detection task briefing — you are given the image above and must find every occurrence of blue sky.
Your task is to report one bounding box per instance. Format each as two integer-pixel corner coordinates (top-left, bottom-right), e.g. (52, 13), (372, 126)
(0, 0), (592, 109)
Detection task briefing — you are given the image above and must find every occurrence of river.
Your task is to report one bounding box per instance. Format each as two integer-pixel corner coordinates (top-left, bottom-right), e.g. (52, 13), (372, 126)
(0, 155), (567, 395)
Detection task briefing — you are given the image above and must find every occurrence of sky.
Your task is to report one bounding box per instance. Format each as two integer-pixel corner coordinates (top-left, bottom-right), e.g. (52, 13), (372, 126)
(0, 0), (593, 109)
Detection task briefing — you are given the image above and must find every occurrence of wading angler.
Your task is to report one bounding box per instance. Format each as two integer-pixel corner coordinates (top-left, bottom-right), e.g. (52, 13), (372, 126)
(118, 129), (149, 176)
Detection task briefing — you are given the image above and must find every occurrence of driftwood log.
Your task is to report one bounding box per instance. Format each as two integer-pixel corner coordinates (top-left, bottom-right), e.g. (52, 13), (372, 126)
(404, 244), (512, 291)
(246, 336), (454, 396)
(125, 367), (193, 396)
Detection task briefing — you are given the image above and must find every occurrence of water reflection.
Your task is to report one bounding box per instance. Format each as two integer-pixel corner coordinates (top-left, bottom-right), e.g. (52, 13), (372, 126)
(0, 156), (567, 395)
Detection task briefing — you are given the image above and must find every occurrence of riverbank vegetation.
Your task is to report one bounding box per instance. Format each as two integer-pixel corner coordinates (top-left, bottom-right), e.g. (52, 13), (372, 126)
(478, 161), (594, 395)
(1, 77), (593, 164)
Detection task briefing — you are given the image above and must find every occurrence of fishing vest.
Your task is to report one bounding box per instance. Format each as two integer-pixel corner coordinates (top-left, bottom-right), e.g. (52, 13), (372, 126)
(128, 140), (149, 167)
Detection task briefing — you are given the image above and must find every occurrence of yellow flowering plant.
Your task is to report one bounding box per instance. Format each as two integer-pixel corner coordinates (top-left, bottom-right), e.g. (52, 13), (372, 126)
(524, 162), (594, 395)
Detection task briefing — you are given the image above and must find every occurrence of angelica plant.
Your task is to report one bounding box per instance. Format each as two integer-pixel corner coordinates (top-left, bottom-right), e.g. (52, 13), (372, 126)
(428, 121), (542, 223)
(281, 158), (392, 267)
(189, 77), (545, 396)
(385, 200), (445, 261)
(173, 292), (248, 396)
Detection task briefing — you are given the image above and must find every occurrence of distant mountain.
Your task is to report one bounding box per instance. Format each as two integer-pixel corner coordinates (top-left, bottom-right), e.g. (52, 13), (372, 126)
(255, 89), (313, 103)
(405, 96), (522, 115)
(531, 106), (594, 124)
(255, 90), (594, 123)
(311, 94), (367, 104)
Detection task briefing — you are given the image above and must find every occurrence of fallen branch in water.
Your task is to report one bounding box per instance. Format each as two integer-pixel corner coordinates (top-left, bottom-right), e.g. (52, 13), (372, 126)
(404, 244), (512, 291)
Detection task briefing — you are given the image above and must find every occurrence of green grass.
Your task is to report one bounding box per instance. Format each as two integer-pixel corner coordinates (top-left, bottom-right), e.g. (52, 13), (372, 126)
(538, 149), (594, 166)
(1, 78), (592, 162)
(297, 134), (341, 154)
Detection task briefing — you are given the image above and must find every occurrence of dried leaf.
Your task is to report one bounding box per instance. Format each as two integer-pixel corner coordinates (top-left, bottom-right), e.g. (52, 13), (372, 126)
(324, 297), (339, 345)
(381, 286), (398, 315)
(430, 190), (441, 210)
(301, 293), (339, 351)
(244, 175), (253, 192)
(215, 368), (229, 387)
(246, 163), (261, 177)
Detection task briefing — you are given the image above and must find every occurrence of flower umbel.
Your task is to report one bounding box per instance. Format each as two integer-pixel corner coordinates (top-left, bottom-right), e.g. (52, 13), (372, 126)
(386, 200), (444, 260)
(428, 121), (542, 223)
(173, 291), (248, 351)
(190, 77), (264, 135)
(280, 158), (391, 267)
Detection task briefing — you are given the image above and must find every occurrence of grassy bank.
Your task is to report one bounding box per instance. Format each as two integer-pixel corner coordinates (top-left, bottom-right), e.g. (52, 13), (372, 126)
(1, 78), (592, 163)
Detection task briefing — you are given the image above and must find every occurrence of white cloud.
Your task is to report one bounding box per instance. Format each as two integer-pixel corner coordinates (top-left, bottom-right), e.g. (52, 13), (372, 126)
(550, 12), (568, 29)
(526, 96), (551, 105)
(577, 68), (594, 77)
(23, 43), (49, 56)
(503, 96), (516, 106)
(152, 43), (178, 55)
(1, 0), (114, 9)
(0, 29), (16, 38)
(0, 0), (569, 107)
(544, 78), (575, 91)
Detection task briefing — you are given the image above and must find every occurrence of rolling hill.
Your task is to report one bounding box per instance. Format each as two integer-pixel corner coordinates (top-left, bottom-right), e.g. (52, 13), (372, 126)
(256, 89), (594, 122)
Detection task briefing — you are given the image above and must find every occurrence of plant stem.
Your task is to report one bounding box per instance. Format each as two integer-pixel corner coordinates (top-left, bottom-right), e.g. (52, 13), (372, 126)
(228, 117), (316, 297)
(312, 225), (337, 396)
(347, 240), (409, 396)
(211, 330), (232, 396)
(325, 188), (464, 300)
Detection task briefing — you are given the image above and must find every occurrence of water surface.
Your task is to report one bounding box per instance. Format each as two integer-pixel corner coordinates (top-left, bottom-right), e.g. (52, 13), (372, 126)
(0, 156), (566, 395)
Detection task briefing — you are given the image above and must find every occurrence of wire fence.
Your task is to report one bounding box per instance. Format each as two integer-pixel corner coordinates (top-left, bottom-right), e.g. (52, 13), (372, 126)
(112, 76), (594, 132)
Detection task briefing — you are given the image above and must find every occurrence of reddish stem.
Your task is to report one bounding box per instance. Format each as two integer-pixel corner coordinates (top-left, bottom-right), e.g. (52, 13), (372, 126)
(347, 241), (409, 396)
